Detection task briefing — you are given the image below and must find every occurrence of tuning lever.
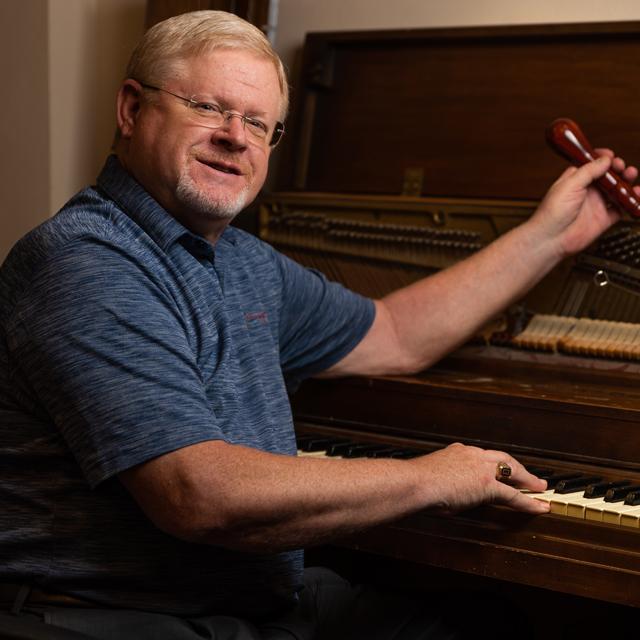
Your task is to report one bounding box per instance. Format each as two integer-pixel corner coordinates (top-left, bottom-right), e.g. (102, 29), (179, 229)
(546, 118), (640, 218)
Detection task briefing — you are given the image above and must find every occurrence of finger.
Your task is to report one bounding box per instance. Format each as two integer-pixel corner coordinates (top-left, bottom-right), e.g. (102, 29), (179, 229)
(570, 154), (611, 187)
(550, 155), (610, 191)
(483, 451), (550, 513)
(593, 147), (614, 159)
(484, 451), (547, 492)
(513, 469), (547, 492)
(557, 147), (632, 184)
(504, 465), (547, 493)
(594, 149), (638, 182)
(609, 155), (629, 174)
(498, 486), (550, 514)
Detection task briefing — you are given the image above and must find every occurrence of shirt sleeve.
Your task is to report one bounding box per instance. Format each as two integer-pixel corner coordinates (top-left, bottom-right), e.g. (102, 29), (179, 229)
(7, 238), (222, 488)
(270, 249), (376, 391)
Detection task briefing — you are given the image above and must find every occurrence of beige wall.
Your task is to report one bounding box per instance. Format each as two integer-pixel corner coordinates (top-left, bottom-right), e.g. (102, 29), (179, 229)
(275, 0), (640, 75)
(3, 0), (640, 261)
(49, 0), (146, 217)
(0, 0), (145, 262)
(0, 1), (50, 261)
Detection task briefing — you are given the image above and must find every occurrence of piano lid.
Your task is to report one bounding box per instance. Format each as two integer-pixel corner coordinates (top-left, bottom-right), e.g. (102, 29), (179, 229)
(276, 21), (640, 202)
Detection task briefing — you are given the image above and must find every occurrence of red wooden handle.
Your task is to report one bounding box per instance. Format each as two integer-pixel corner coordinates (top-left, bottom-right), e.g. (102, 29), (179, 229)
(546, 118), (640, 218)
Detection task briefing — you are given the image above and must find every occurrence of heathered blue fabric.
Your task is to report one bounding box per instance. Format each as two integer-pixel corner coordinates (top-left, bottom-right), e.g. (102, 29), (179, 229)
(0, 155), (375, 616)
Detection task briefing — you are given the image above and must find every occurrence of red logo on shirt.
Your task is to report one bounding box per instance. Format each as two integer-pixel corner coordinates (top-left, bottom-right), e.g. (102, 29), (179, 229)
(244, 311), (268, 326)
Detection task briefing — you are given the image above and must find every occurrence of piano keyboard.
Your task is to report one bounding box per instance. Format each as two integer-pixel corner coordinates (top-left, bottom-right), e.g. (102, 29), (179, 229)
(296, 435), (640, 530)
(531, 482), (640, 528)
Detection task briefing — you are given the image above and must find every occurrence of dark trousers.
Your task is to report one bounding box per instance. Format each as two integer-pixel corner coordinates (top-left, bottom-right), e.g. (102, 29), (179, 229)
(2, 567), (527, 640)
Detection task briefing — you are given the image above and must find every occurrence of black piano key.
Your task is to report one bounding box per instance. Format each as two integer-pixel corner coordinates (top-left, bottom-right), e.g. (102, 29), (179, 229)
(526, 466), (553, 478)
(390, 449), (424, 459)
(295, 435), (315, 447)
(541, 472), (584, 490)
(604, 484), (640, 502)
(296, 436), (329, 451)
(297, 436), (425, 460)
(326, 441), (361, 456)
(366, 447), (405, 458)
(342, 444), (392, 458)
(624, 491), (640, 506)
(584, 479), (633, 498)
(554, 475), (603, 494)
(297, 437), (348, 453)
(366, 447), (423, 459)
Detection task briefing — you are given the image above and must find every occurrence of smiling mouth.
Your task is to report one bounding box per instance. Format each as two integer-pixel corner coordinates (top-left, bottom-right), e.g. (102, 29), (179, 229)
(200, 159), (241, 175)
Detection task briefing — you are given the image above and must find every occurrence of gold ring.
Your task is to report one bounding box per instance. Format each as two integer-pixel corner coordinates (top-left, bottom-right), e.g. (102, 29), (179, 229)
(496, 461), (512, 481)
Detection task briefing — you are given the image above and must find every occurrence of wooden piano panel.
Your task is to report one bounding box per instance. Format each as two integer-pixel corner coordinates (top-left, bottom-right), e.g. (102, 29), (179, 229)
(333, 504), (640, 608)
(294, 358), (640, 469)
(278, 22), (640, 201)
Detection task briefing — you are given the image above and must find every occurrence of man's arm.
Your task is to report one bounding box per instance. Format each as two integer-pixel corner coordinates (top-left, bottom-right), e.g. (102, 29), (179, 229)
(120, 438), (548, 552)
(119, 156), (635, 554)
(322, 155), (638, 377)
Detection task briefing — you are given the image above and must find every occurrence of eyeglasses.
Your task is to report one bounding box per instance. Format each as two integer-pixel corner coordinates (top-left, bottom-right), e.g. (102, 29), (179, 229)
(138, 82), (285, 147)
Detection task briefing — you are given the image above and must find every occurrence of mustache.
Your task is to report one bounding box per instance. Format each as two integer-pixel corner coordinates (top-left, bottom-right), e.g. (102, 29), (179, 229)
(194, 153), (247, 176)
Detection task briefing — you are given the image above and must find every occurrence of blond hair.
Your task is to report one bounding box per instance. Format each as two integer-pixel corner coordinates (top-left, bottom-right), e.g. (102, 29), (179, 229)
(126, 10), (289, 118)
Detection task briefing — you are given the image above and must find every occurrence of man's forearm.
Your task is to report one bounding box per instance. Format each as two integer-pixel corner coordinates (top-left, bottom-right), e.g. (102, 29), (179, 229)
(122, 441), (428, 551)
(120, 439), (547, 552)
(324, 215), (561, 378)
(380, 215), (560, 372)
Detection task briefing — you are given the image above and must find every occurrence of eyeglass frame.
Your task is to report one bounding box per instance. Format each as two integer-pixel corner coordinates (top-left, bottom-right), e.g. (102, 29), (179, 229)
(137, 81), (285, 147)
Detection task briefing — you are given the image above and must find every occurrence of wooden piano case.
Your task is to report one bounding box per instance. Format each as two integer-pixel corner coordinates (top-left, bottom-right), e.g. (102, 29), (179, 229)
(260, 20), (640, 628)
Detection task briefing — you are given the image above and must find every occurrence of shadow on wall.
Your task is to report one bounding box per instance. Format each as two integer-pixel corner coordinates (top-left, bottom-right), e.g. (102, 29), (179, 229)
(49, 0), (147, 216)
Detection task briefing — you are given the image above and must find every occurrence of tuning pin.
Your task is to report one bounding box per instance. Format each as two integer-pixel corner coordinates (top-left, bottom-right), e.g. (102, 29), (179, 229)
(546, 118), (640, 218)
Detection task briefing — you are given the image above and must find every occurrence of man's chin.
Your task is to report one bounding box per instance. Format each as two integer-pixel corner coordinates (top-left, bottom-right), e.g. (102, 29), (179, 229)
(208, 196), (250, 221)
(176, 186), (250, 222)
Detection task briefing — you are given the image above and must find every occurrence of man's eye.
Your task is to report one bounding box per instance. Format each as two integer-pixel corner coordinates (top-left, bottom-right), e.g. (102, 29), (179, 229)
(246, 118), (268, 135)
(194, 102), (222, 115)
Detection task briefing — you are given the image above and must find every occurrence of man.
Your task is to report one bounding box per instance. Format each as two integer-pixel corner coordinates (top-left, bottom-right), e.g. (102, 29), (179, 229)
(0, 9), (637, 640)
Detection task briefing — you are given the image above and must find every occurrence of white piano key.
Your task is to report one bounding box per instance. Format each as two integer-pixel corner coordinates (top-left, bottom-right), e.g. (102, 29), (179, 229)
(528, 489), (556, 506)
(602, 502), (640, 525)
(585, 501), (610, 522)
(620, 506), (640, 528)
(297, 450), (330, 457)
(548, 491), (586, 515)
(566, 496), (607, 519)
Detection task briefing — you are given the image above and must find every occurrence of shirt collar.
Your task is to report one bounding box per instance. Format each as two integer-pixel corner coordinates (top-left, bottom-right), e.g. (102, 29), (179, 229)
(96, 155), (236, 257)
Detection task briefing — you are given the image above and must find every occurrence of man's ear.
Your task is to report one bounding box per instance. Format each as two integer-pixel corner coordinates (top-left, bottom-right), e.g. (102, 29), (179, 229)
(116, 79), (144, 139)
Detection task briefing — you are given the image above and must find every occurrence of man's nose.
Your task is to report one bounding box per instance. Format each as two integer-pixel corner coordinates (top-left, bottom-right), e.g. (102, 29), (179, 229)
(213, 113), (248, 147)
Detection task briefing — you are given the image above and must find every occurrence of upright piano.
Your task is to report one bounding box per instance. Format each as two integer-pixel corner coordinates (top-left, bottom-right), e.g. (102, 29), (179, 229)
(261, 21), (640, 627)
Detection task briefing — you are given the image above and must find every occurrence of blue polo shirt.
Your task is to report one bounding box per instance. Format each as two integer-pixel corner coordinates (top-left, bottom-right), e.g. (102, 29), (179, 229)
(0, 156), (375, 616)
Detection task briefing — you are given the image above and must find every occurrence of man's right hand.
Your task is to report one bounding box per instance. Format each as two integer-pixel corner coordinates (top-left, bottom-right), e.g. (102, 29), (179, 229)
(411, 442), (550, 515)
